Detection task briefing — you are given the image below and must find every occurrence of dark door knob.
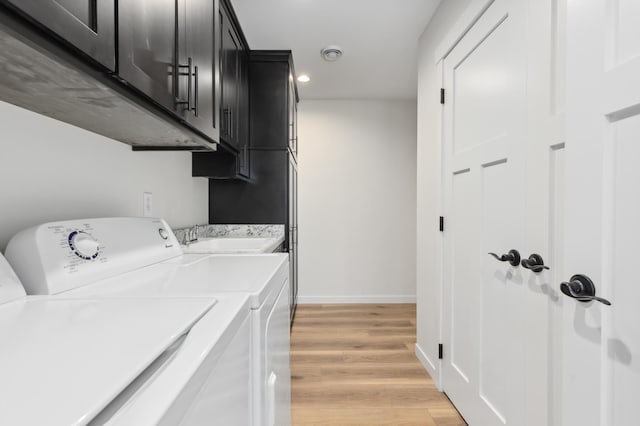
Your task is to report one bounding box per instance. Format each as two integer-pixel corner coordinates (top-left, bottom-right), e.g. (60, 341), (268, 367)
(488, 249), (521, 267)
(521, 254), (550, 273)
(560, 274), (611, 305)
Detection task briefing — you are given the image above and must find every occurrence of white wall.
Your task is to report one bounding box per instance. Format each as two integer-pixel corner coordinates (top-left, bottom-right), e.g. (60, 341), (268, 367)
(297, 100), (416, 303)
(415, 0), (472, 385)
(0, 101), (208, 251)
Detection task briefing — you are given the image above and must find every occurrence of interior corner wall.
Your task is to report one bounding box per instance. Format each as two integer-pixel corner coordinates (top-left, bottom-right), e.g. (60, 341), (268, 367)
(297, 99), (417, 303)
(416, 0), (473, 386)
(0, 101), (209, 251)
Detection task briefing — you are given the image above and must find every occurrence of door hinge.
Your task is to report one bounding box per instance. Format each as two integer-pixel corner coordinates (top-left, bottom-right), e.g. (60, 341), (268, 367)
(438, 344), (444, 359)
(440, 88), (445, 104)
(439, 216), (444, 232)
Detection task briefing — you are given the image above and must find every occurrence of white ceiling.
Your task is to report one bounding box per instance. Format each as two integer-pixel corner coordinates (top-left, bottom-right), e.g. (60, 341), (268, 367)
(231, 0), (442, 100)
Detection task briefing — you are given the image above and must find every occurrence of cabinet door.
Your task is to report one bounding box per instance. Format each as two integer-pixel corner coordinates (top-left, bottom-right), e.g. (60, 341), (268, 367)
(118, 0), (176, 112)
(5, 0), (115, 70)
(288, 78), (298, 155)
(176, 0), (219, 141)
(237, 49), (250, 177)
(288, 154), (298, 322)
(219, 4), (240, 148)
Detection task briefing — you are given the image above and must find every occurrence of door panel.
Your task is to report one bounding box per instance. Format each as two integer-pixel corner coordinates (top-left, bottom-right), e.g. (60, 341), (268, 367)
(565, 1), (640, 425)
(522, 0), (566, 424)
(177, 0), (218, 140)
(609, 117), (640, 424)
(220, 4), (240, 147)
(6, 0), (115, 70)
(118, 0), (176, 112)
(613, 0), (640, 66)
(454, 17), (517, 154)
(52, 0), (93, 27)
(450, 169), (476, 386)
(479, 160), (522, 424)
(547, 145), (565, 426)
(265, 278), (291, 426)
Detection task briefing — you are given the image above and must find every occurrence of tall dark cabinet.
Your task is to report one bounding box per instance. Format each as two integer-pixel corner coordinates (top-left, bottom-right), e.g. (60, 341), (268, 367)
(209, 51), (299, 323)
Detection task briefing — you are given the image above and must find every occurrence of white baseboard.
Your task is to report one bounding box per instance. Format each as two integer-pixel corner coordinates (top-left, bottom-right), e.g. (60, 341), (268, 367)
(415, 342), (442, 390)
(296, 295), (416, 304)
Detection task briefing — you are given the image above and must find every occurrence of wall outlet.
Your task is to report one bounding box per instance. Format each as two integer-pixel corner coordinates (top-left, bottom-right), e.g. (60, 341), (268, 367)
(143, 192), (153, 217)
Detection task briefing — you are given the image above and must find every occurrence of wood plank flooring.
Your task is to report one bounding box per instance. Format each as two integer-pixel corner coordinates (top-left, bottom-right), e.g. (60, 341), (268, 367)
(290, 304), (467, 425)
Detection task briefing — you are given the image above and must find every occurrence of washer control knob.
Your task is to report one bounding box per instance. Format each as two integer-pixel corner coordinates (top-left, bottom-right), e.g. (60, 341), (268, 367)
(68, 231), (100, 260)
(158, 228), (169, 240)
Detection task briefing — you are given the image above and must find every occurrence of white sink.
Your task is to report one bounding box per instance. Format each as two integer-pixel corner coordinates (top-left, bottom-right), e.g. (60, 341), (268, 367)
(182, 236), (284, 254)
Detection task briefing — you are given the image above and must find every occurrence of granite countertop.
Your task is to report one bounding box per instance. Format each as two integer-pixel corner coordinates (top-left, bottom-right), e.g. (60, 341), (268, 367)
(173, 224), (285, 253)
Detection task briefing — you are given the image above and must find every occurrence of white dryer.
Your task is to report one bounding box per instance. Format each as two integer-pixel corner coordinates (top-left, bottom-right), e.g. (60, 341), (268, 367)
(0, 251), (251, 426)
(6, 217), (292, 426)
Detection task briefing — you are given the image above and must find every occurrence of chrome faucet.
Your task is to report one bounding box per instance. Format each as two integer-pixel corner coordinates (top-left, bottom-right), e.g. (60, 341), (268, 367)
(185, 225), (200, 246)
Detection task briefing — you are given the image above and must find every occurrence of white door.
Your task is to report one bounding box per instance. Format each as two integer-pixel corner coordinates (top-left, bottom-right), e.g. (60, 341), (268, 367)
(441, 0), (569, 424)
(441, 0), (528, 424)
(564, 1), (640, 425)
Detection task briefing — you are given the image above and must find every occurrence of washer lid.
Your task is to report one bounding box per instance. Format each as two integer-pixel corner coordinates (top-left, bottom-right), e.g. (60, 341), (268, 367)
(69, 254), (289, 309)
(0, 297), (215, 426)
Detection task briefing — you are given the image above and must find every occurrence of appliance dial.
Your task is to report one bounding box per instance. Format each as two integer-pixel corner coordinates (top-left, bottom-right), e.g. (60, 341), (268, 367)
(68, 231), (100, 260)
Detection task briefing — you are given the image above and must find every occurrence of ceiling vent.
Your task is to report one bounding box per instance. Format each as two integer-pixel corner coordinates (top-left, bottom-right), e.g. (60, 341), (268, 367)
(321, 46), (343, 62)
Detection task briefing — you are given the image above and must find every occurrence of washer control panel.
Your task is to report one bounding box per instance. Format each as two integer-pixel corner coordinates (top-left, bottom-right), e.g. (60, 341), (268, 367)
(68, 230), (101, 260)
(4, 217), (182, 295)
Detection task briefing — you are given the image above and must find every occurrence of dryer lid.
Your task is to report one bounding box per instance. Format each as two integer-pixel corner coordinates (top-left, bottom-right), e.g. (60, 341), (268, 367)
(0, 297), (215, 426)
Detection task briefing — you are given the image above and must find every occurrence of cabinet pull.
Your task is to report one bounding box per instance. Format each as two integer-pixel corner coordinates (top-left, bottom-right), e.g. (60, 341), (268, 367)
(176, 57), (193, 110)
(222, 108), (229, 136)
(193, 65), (199, 116)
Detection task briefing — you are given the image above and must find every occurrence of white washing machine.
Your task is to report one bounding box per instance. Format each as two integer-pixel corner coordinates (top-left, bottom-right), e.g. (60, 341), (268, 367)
(6, 217), (291, 426)
(0, 251), (251, 426)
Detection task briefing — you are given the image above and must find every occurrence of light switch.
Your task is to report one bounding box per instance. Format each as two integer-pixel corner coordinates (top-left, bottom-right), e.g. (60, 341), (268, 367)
(143, 192), (153, 217)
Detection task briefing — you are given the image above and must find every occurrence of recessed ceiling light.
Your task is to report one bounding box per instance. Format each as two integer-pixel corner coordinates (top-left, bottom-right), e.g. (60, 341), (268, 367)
(321, 46), (343, 62)
(297, 74), (311, 83)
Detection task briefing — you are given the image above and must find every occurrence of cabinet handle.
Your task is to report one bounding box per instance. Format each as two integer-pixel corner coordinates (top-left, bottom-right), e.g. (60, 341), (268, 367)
(221, 108), (228, 136)
(176, 57), (193, 111)
(193, 65), (199, 116)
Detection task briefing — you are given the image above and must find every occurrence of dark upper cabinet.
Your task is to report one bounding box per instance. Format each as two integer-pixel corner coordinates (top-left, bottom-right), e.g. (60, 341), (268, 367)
(191, 0), (248, 179)
(118, 0), (176, 112)
(176, 0), (220, 140)
(119, 0), (219, 141)
(3, 0), (115, 70)
(219, 0), (248, 152)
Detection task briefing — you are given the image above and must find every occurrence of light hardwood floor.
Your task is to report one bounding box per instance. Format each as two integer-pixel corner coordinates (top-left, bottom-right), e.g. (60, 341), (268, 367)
(290, 304), (467, 425)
